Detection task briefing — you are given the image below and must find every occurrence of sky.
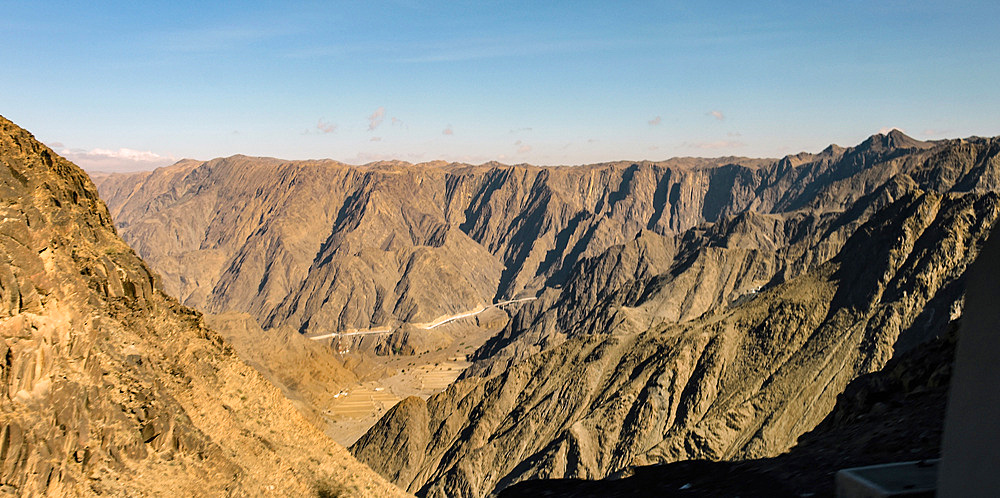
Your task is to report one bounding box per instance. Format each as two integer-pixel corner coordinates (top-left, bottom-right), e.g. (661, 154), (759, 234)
(2, 1), (999, 172)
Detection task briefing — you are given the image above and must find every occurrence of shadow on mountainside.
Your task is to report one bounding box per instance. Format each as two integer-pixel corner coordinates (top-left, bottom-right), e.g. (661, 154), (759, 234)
(500, 321), (956, 497)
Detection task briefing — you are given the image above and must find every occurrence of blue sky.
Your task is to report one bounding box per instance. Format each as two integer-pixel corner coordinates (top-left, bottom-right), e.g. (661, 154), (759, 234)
(2, 1), (998, 171)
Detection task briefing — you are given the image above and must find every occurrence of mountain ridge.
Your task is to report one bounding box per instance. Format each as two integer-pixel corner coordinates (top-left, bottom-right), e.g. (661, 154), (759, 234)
(0, 114), (404, 496)
(92, 130), (979, 350)
(89, 128), (1000, 496)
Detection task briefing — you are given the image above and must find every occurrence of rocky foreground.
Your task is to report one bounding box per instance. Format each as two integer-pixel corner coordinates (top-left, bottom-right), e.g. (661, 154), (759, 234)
(0, 115), (403, 495)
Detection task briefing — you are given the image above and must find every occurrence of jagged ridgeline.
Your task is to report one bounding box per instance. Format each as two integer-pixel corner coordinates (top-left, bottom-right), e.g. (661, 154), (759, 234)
(0, 116), (403, 496)
(93, 153), (783, 346)
(95, 126), (1000, 496)
(345, 135), (999, 496)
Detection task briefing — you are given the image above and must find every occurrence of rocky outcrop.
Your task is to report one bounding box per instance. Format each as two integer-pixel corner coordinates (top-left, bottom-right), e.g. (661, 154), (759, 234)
(353, 190), (997, 497)
(94, 133), (1000, 358)
(93, 157), (784, 342)
(92, 129), (1000, 496)
(501, 288), (964, 497)
(349, 134), (1000, 496)
(0, 115), (403, 496)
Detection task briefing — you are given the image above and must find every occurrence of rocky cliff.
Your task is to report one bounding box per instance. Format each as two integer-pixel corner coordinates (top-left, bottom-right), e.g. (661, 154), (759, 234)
(94, 131), (998, 357)
(94, 156), (785, 344)
(348, 134), (1000, 496)
(0, 115), (403, 496)
(353, 190), (997, 497)
(502, 321), (958, 497)
(93, 129), (1000, 496)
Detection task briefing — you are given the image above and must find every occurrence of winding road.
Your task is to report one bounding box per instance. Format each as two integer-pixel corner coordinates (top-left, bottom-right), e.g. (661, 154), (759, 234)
(307, 296), (537, 341)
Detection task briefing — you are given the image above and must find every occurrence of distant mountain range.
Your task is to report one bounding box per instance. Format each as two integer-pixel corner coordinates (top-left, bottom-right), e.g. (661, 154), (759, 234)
(91, 129), (1000, 496)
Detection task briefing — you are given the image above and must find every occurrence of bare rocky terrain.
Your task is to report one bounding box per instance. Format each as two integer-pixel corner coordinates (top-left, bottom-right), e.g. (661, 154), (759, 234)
(92, 129), (1000, 496)
(92, 154), (781, 346)
(0, 115), (404, 496)
(349, 133), (1000, 496)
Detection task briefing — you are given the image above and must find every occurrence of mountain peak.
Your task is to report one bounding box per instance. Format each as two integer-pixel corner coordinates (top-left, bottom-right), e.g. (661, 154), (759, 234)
(858, 128), (929, 153)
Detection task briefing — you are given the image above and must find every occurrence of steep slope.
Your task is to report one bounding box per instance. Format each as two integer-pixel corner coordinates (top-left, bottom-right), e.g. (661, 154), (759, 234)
(502, 331), (953, 498)
(94, 132), (998, 357)
(94, 157), (783, 343)
(464, 135), (1000, 377)
(91, 129), (1000, 496)
(501, 297), (965, 497)
(0, 115), (403, 496)
(350, 189), (998, 496)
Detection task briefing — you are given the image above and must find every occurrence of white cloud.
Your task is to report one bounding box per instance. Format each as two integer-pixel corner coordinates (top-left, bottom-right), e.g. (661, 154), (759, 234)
(368, 106), (386, 131)
(515, 140), (531, 153)
(443, 125), (454, 136)
(648, 116), (662, 126)
(708, 110), (725, 121)
(877, 126), (905, 135)
(60, 147), (176, 173)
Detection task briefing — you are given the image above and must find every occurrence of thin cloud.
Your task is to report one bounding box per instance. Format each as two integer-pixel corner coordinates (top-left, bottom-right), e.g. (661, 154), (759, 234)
(397, 37), (637, 64)
(392, 117), (403, 126)
(515, 140), (531, 153)
(162, 25), (293, 53)
(368, 107), (386, 131)
(648, 116), (662, 126)
(682, 140), (745, 150)
(443, 125), (454, 136)
(317, 119), (337, 134)
(353, 151), (425, 164)
(509, 127), (533, 134)
(60, 147), (176, 173)
(708, 110), (725, 121)
(370, 137), (382, 142)
(727, 131), (742, 137)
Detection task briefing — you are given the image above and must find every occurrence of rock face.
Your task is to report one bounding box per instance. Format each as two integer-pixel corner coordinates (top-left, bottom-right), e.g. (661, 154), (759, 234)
(501, 324), (958, 497)
(0, 115), (403, 496)
(348, 134), (1000, 497)
(94, 131), (997, 355)
(94, 156), (784, 344)
(93, 128), (1000, 496)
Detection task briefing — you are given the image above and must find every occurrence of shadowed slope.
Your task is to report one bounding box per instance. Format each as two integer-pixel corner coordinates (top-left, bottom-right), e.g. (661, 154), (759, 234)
(350, 134), (1000, 497)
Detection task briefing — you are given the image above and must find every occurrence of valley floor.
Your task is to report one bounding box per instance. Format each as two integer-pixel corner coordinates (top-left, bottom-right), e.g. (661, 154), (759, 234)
(324, 355), (472, 445)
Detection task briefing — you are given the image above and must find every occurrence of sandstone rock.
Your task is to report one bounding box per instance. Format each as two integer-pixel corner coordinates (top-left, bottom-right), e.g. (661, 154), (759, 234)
(0, 115), (404, 496)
